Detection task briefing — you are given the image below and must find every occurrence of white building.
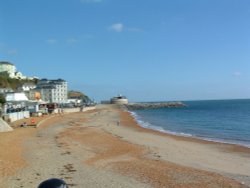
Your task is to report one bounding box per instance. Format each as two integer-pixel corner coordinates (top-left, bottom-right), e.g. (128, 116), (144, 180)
(0, 88), (13, 94)
(0, 61), (16, 78)
(35, 79), (68, 103)
(0, 61), (37, 80)
(15, 71), (27, 79)
(17, 83), (37, 92)
(5, 92), (29, 102)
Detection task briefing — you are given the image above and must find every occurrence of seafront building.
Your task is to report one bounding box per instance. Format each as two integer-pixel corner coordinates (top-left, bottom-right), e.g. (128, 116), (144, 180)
(17, 83), (36, 92)
(5, 92), (29, 102)
(0, 61), (38, 80)
(0, 62), (71, 122)
(0, 88), (13, 94)
(35, 79), (68, 103)
(0, 61), (16, 78)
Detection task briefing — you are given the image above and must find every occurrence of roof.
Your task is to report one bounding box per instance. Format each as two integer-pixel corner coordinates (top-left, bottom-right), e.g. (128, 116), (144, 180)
(51, 79), (66, 82)
(0, 61), (14, 66)
(38, 79), (66, 85)
(40, 78), (65, 82)
(36, 85), (56, 89)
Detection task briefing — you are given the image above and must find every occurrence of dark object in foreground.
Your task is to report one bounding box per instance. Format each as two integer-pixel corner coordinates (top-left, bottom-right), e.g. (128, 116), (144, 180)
(38, 178), (68, 188)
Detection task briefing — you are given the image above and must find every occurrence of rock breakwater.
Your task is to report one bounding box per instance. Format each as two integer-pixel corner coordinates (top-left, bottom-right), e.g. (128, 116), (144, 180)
(124, 102), (187, 110)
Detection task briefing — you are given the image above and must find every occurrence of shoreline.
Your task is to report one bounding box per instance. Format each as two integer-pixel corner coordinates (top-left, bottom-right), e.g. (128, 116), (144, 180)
(117, 106), (250, 185)
(127, 109), (250, 151)
(119, 108), (250, 155)
(0, 104), (249, 187)
(125, 109), (250, 155)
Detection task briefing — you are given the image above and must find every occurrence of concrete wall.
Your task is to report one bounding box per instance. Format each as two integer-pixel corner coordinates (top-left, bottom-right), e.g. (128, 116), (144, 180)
(3, 111), (30, 122)
(63, 108), (80, 113)
(2, 107), (95, 124)
(63, 106), (96, 113)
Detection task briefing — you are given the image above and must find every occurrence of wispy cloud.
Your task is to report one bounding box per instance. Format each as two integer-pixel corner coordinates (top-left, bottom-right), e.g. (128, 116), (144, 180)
(80, 0), (103, 3)
(46, 35), (93, 45)
(66, 38), (78, 44)
(109, 23), (124, 32)
(7, 50), (18, 56)
(108, 23), (143, 33)
(232, 71), (242, 77)
(46, 39), (57, 45)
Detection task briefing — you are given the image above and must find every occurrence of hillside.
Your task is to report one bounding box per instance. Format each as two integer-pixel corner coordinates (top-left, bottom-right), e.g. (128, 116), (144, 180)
(68, 90), (91, 103)
(0, 73), (38, 90)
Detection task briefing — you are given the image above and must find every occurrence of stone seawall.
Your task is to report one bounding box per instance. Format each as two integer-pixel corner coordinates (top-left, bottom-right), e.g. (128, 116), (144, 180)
(124, 102), (186, 110)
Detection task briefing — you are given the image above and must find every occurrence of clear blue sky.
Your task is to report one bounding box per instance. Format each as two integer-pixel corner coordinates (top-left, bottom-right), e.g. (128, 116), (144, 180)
(0, 0), (249, 102)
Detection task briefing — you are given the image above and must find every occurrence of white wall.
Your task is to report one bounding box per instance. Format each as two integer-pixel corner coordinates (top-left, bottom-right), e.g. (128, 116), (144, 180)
(3, 111), (30, 122)
(62, 106), (96, 113)
(6, 93), (29, 101)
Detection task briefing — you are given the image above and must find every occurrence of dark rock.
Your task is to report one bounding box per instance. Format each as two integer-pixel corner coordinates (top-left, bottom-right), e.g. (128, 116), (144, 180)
(124, 102), (187, 110)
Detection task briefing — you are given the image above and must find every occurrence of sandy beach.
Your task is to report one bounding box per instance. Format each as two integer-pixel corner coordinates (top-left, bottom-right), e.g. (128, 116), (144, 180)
(0, 104), (250, 188)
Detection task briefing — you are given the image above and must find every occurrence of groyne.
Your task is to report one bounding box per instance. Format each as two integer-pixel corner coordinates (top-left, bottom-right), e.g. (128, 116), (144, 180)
(124, 102), (186, 110)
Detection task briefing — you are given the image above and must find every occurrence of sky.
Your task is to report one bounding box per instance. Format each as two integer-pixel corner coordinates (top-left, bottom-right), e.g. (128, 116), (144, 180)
(0, 0), (249, 102)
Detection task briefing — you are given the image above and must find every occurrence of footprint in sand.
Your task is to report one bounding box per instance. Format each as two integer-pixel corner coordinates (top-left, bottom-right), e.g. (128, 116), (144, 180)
(63, 164), (77, 173)
(61, 151), (71, 155)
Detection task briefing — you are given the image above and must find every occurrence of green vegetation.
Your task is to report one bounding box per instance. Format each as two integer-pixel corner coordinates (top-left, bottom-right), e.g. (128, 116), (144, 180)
(68, 90), (91, 103)
(0, 94), (5, 104)
(0, 73), (38, 90)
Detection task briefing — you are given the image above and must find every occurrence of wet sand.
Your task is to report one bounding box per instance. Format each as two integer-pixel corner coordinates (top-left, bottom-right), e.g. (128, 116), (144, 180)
(0, 105), (249, 188)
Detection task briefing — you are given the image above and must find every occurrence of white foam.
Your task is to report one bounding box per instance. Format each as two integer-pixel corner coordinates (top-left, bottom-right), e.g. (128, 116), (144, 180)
(129, 110), (193, 137)
(198, 137), (250, 148)
(128, 110), (250, 148)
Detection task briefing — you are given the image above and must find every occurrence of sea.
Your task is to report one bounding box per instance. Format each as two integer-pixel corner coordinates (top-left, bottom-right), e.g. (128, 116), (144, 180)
(130, 99), (250, 148)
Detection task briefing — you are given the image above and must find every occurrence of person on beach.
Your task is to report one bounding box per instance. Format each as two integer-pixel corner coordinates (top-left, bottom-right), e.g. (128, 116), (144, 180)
(117, 120), (120, 126)
(31, 118), (35, 125)
(21, 122), (27, 127)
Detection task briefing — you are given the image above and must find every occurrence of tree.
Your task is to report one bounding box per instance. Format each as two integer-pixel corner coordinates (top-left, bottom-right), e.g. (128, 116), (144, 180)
(0, 94), (6, 104)
(68, 90), (92, 104)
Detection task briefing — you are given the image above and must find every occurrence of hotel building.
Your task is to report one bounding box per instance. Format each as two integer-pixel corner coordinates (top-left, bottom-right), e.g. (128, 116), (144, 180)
(35, 79), (68, 103)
